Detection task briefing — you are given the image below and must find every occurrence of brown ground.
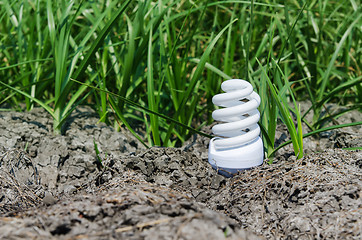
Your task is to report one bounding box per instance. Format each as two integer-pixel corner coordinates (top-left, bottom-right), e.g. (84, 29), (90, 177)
(0, 104), (361, 239)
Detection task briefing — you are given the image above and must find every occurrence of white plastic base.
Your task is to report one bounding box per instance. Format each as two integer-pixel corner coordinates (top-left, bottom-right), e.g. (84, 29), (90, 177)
(208, 137), (264, 177)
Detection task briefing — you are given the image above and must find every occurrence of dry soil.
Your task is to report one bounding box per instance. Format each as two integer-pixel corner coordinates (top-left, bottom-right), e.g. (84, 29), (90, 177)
(0, 104), (361, 239)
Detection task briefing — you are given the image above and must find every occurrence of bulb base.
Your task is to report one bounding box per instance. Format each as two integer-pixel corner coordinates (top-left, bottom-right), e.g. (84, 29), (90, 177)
(208, 137), (264, 177)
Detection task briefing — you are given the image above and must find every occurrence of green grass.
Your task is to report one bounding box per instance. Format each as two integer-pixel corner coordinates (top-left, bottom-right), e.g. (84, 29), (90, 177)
(1, 0), (361, 159)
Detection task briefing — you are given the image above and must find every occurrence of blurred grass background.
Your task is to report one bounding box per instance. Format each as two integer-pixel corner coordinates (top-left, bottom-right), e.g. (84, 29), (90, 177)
(0, 0), (361, 157)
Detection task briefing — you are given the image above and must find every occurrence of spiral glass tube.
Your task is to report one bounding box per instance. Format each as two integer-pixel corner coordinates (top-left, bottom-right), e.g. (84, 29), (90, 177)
(208, 79), (264, 176)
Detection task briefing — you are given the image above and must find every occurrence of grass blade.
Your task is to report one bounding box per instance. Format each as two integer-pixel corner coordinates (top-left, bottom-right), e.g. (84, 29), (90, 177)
(147, 26), (161, 145)
(257, 58), (302, 159)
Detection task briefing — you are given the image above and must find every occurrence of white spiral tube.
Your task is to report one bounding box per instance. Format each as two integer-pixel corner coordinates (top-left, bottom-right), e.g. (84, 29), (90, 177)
(212, 79), (261, 149)
(208, 79), (264, 175)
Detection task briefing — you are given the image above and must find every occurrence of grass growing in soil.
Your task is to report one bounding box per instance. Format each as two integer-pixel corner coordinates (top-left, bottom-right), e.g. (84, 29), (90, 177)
(0, 0), (361, 158)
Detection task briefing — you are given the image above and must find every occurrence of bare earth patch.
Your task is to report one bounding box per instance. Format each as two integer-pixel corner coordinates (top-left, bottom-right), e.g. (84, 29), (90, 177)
(0, 105), (361, 239)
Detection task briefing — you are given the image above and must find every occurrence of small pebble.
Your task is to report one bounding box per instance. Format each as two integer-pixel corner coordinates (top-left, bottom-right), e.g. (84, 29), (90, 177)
(43, 192), (56, 206)
(63, 185), (77, 195)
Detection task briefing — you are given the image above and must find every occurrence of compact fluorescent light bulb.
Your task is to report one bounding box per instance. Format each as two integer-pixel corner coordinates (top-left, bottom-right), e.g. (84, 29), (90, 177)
(208, 79), (264, 176)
